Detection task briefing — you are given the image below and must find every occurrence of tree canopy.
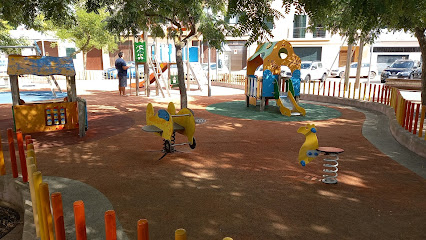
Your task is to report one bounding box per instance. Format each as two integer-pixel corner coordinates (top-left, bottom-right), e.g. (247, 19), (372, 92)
(87, 0), (279, 108)
(47, 6), (117, 72)
(284, 0), (426, 104)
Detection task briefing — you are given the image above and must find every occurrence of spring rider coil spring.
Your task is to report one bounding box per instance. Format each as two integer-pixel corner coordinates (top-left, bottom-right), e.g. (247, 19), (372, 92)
(317, 147), (344, 184)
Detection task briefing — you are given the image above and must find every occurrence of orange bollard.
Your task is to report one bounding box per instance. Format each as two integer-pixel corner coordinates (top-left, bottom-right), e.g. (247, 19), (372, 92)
(175, 228), (187, 240)
(137, 219), (149, 240)
(51, 193), (66, 240)
(74, 200), (87, 240)
(25, 135), (31, 148)
(0, 132), (5, 175)
(16, 131), (28, 182)
(7, 128), (18, 178)
(105, 210), (117, 240)
(40, 182), (54, 240)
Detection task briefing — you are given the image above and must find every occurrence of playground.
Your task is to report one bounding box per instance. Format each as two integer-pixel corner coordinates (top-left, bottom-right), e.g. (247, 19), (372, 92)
(0, 81), (425, 239)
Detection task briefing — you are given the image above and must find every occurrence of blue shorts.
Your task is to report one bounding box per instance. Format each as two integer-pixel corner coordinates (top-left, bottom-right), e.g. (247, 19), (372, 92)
(118, 75), (127, 87)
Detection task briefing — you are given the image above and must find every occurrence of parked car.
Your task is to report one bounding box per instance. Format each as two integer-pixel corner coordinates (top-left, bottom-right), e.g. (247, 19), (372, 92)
(331, 62), (378, 79)
(103, 61), (143, 79)
(299, 61), (328, 81)
(412, 65), (422, 79)
(233, 66), (262, 77)
(380, 59), (422, 83)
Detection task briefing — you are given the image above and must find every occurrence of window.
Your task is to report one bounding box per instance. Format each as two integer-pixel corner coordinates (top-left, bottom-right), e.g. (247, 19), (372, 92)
(313, 26), (326, 38)
(66, 48), (76, 59)
(293, 15), (307, 38)
(293, 47), (322, 61)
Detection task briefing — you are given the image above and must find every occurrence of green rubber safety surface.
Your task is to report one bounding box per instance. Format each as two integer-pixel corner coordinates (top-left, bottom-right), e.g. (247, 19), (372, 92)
(206, 100), (341, 121)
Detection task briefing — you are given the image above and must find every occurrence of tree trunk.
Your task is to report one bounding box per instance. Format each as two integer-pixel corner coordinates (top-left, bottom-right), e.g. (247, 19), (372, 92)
(82, 51), (87, 80)
(344, 43), (353, 88)
(355, 38), (364, 89)
(174, 40), (188, 109)
(414, 27), (426, 106)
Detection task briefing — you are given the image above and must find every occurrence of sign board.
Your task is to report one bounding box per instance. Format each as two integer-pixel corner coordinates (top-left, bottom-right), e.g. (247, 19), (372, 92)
(134, 42), (147, 63)
(234, 50), (238, 55)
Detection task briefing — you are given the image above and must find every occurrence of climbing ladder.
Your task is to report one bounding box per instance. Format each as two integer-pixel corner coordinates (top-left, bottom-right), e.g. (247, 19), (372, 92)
(147, 58), (170, 97)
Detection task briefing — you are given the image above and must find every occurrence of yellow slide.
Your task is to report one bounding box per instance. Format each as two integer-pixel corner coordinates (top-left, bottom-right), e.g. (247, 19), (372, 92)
(276, 91), (306, 117)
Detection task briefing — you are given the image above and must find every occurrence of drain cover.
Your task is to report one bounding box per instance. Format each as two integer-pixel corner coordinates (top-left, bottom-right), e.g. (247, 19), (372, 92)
(195, 118), (207, 124)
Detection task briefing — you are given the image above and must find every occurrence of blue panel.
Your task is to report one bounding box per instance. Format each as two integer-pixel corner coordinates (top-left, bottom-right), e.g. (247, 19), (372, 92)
(158, 109), (170, 121)
(169, 44), (173, 62)
(189, 47), (199, 62)
(262, 69), (277, 97)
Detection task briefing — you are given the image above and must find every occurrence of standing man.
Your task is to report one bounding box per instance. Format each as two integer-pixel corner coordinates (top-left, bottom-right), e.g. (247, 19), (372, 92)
(115, 51), (130, 96)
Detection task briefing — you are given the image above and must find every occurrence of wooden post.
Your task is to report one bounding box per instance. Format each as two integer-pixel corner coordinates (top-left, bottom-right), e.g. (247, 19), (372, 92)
(105, 210), (117, 240)
(144, 32), (149, 97)
(33, 171), (45, 239)
(16, 131), (28, 182)
(10, 75), (20, 106)
(40, 182), (54, 240)
(0, 132), (5, 175)
(137, 219), (149, 240)
(74, 200), (87, 240)
(66, 76), (77, 102)
(419, 105), (425, 137)
(77, 98), (87, 137)
(51, 193), (66, 240)
(175, 228), (187, 240)
(413, 103), (420, 135)
(7, 128), (18, 178)
(27, 162), (40, 237)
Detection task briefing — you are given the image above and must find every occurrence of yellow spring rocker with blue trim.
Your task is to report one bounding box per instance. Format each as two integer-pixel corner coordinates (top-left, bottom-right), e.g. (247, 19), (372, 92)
(142, 102), (196, 160)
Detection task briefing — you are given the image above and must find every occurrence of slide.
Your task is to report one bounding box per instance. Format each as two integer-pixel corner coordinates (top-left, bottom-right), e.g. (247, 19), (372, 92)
(130, 63), (169, 88)
(276, 91), (306, 117)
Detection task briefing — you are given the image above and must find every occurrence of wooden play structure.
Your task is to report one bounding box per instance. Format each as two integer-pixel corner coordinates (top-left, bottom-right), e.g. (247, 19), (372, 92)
(245, 39), (306, 116)
(142, 102), (196, 160)
(7, 55), (87, 137)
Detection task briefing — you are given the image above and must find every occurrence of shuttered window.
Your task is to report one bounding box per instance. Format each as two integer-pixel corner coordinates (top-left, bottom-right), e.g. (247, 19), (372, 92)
(66, 48), (76, 59)
(293, 15), (307, 38)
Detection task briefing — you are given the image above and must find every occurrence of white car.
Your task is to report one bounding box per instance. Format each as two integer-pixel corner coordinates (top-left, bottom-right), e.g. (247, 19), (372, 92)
(331, 62), (378, 79)
(299, 61), (328, 81)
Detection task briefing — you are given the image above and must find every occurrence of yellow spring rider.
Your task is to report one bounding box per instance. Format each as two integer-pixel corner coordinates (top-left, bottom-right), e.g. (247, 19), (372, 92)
(142, 102), (196, 160)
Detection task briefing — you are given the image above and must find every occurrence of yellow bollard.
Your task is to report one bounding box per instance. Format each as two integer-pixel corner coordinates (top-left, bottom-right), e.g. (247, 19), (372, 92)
(175, 228), (187, 240)
(223, 238), (233, 240)
(348, 82), (351, 99)
(33, 171), (46, 240)
(26, 149), (37, 168)
(27, 162), (40, 237)
(358, 83), (361, 99)
(0, 132), (5, 175)
(40, 182), (54, 240)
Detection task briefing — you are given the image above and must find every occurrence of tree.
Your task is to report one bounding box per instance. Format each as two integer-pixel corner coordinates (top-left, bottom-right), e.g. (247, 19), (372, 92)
(282, 0), (426, 105)
(86, 0), (279, 109)
(0, 21), (28, 54)
(48, 7), (117, 75)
